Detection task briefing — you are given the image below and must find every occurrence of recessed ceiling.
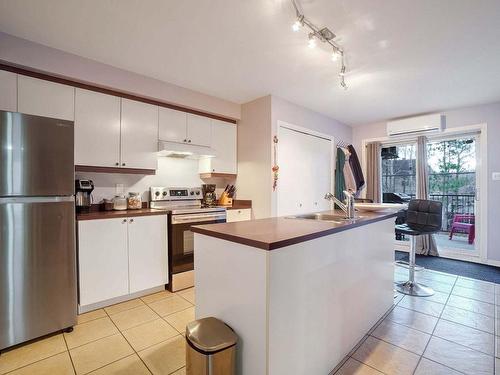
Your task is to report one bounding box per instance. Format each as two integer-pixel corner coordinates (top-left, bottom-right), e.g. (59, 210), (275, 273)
(1, 0), (500, 125)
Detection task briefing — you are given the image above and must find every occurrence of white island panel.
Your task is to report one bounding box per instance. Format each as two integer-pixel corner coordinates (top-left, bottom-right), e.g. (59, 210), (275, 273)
(194, 235), (269, 375)
(268, 218), (394, 375)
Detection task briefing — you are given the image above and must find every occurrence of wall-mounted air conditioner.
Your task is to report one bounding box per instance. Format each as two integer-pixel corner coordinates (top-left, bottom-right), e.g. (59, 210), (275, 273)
(387, 114), (445, 137)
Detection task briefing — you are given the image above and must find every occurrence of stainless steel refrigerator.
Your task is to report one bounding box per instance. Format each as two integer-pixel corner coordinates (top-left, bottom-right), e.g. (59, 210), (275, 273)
(0, 110), (77, 351)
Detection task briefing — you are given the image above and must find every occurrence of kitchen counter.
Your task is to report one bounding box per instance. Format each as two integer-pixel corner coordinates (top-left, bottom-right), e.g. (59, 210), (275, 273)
(225, 199), (252, 210)
(76, 208), (168, 221)
(193, 209), (397, 374)
(191, 209), (397, 250)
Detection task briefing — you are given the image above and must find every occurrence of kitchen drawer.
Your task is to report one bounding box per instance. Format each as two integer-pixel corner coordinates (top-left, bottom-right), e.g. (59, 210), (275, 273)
(226, 208), (252, 223)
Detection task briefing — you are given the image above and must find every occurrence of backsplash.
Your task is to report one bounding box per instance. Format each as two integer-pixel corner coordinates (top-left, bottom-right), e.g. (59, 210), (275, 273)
(76, 157), (206, 203)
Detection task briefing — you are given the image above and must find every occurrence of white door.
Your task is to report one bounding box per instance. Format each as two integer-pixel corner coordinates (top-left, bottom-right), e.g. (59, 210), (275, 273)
(159, 107), (187, 143)
(74, 89), (121, 167)
(187, 114), (211, 147)
(18, 76), (75, 120)
(200, 120), (237, 174)
(277, 125), (333, 216)
(127, 215), (168, 293)
(78, 218), (129, 306)
(120, 99), (158, 169)
(0, 71), (17, 112)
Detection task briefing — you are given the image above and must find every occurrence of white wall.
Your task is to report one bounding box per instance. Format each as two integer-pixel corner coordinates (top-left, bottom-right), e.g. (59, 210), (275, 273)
(238, 95), (353, 219)
(271, 96), (352, 143)
(0, 32), (240, 120)
(352, 101), (500, 262)
(236, 96), (273, 219)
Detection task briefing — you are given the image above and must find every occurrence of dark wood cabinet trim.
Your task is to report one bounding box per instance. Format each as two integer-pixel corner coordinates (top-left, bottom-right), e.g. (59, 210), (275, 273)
(0, 62), (237, 124)
(75, 165), (156, 175)
(199, 172), (237, 179)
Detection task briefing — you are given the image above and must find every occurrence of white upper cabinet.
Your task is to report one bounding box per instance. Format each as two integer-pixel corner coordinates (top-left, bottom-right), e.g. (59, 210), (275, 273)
(186, 114), (211, 147)
(75, 89), (121, 167)
(18, 76), (74, 121)
(0, 71), (17, 112)
(127, 215), (168, 294)
(159, 109), (211, 147)
(199, 120), (237, 174)
(159, 107), (187, 143)
(120, 99), (158, 170)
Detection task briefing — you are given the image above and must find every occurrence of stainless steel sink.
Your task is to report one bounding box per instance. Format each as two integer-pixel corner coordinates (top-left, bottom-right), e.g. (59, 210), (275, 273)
(285, 213), (361, 223)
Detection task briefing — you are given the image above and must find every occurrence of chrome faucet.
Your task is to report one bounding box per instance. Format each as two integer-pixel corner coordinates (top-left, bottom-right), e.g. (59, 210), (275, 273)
(324, 190), (356, 219)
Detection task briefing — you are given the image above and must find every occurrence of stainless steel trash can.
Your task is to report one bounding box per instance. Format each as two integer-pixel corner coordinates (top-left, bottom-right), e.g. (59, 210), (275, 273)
(186, 317), (237, 375)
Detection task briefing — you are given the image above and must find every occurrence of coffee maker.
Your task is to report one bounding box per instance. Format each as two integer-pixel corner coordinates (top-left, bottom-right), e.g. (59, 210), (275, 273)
(75, 179), (94, 213)
(201, 184), (217, 207)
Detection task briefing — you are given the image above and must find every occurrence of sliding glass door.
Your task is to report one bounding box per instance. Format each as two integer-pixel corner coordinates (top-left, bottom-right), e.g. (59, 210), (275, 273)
(427, 135), (479, 256)
(380, 133), (481, 258)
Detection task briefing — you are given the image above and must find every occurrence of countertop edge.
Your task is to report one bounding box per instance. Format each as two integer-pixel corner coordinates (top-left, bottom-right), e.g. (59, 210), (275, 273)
(191, 211), (398, 251)
(76, 209), (169, 221)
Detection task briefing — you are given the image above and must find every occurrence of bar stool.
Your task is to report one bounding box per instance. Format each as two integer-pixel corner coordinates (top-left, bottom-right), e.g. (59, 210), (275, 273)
(395, 199), (443, 297)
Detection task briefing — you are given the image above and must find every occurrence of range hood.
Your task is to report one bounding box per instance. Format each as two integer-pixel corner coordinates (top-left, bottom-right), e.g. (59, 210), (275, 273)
(158, 140), (216, 159)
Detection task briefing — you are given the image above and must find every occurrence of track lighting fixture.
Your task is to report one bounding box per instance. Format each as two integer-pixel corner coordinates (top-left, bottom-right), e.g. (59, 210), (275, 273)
(290, 0), (348, 89)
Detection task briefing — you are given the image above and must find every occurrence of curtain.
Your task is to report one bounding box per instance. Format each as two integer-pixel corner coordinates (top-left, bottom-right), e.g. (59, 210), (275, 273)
(365, 142), (381, 203)
(415, 136), (439, 256)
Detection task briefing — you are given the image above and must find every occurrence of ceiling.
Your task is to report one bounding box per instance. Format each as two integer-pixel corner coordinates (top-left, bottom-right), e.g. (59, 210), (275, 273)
(1, 0), (500, 125)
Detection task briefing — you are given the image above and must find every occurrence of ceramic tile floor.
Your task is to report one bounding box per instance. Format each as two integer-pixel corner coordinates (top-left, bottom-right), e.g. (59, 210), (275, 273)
(0, 288), (194, 375)
(334, 267), (500, 375)
(3, 267), (500, 375)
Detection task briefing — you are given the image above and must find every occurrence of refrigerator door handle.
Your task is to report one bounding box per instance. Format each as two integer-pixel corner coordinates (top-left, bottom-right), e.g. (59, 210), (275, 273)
(0, 196), (75, 204)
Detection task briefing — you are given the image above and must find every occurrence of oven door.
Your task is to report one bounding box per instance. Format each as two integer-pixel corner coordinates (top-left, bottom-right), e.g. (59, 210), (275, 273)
(169, 213), (226, 275)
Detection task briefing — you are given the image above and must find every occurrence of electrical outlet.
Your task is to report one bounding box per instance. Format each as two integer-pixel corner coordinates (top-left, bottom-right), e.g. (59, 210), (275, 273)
(492, 172), (500, 181)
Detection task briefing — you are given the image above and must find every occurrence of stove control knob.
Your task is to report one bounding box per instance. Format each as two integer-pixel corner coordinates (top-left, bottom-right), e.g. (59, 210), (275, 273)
(162, 191), (167, 196)
(190, 191), (194, 195)
(155, 191), (160, 196)
(196, 191), (201, 195)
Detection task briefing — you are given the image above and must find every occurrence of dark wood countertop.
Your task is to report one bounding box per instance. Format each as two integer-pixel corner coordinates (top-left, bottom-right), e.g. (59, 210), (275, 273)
(191, 210), (398, 250)
(76, 208), (169, 221)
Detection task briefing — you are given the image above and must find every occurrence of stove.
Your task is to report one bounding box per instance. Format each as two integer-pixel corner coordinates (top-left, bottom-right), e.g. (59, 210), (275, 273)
(150, 187), (226, 291)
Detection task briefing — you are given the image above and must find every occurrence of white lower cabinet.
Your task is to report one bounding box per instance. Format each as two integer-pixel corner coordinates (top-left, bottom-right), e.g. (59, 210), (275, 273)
(78, 215), (168, 308)
(78, 218), (129, 307)
(226, 208), (252, 222)
(128, 215), (168, 293)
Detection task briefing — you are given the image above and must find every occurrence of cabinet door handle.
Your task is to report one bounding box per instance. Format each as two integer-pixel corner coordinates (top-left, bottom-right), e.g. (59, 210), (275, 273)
(122, 219), (127, 223)
(115, 162), (119, 166)
(212, 169), (215, 172)
(188, 139), (191, 143)
(129, 218), (134, 223)
(122, 163), (126, 166)
(183, 139), (187, 142)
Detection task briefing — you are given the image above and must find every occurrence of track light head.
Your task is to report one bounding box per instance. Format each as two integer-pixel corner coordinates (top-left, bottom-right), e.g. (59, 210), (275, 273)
(308, 34), (316, 48)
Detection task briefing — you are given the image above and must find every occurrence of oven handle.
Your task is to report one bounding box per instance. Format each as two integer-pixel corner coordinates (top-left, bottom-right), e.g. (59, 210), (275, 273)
(171, 215), (226, 224)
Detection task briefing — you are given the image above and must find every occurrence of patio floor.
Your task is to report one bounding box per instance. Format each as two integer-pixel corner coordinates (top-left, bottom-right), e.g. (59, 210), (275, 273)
(435, 231), (475, 252)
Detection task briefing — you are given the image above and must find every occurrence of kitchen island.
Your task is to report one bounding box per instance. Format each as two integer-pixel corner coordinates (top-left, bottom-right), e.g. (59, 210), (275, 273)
(191, 209), (398, 375)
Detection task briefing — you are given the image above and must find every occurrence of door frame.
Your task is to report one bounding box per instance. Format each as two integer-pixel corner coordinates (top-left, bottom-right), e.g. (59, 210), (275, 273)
(273, 120), (335, 217)
(361, 123), (488, 264)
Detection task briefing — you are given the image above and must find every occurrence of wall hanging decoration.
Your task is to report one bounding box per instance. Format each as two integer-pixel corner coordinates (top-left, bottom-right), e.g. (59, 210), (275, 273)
(290, 0), (348, 89)
(272, 135), (279, 191)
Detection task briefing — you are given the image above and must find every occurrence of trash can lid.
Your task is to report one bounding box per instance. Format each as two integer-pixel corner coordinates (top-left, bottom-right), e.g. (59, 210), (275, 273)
(186, 317), (237, 353)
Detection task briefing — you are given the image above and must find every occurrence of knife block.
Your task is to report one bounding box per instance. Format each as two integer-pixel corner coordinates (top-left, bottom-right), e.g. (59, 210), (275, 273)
(218, 192), (233, 207)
